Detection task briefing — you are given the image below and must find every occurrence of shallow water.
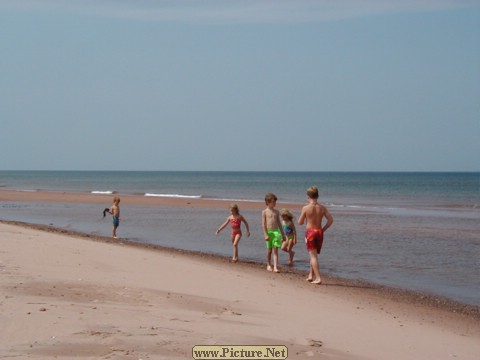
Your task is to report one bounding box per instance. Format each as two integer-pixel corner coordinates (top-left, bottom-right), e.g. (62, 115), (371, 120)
(0, 171), (479, 306)
(1, 200), (479, 306)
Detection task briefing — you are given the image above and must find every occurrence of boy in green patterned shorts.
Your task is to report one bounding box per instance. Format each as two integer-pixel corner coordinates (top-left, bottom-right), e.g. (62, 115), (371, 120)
(262, 193), (286, 273)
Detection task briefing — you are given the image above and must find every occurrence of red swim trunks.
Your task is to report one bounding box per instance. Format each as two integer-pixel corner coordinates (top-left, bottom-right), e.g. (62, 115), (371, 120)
(305, 228), (324, 254)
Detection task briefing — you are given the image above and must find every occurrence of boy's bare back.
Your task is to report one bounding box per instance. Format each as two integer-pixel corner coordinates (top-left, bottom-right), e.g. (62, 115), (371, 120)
(300, 203), (329, 229)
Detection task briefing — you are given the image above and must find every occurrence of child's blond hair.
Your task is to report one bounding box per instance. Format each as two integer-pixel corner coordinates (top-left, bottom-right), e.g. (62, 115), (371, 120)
(307, 186), (319, 199)
(229, 203), (239, 214)
(280, 208), (294, 221)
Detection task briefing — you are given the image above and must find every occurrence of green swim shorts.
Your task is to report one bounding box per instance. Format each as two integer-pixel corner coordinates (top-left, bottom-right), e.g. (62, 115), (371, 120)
(266, 229), (282, 249)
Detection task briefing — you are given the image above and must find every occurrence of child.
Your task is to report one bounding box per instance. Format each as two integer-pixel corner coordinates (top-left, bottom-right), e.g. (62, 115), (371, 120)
(280, 208), (297, 266)
(216, 204), (250, 263)
(262, 193), (286, 273)
(104, 196), (121, 239)
(298, 186), (333, 285)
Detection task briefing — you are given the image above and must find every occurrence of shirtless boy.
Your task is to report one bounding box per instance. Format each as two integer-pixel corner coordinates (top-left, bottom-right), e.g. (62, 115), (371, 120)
(262, 193), (286, 273)
(106, 196), (121, 239)
(298, 186), (333, 284)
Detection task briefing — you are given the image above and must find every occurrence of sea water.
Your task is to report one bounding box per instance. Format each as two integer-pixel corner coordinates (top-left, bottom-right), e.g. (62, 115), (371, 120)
(0, 171), (479, 306)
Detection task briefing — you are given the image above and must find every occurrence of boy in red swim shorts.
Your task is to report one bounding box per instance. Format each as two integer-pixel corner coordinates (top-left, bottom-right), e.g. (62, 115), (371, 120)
(305, 228), (323, 254)
(298, 186), (333, 285)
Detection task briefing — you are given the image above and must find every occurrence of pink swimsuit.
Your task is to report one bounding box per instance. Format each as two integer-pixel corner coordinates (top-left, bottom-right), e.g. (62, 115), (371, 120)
(230, 217), (242, 236)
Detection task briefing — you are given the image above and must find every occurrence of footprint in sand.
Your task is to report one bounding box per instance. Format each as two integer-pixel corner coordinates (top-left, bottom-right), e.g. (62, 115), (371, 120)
(294, 337), (323, 347)
(308, 339), (323, 347)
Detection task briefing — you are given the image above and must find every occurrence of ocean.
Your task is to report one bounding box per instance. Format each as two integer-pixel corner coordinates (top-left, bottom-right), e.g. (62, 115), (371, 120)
(0, 171), (479, 306)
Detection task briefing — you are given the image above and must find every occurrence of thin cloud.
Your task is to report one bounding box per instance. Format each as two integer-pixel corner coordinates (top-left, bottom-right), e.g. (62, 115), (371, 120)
(1, 0), (478, 24)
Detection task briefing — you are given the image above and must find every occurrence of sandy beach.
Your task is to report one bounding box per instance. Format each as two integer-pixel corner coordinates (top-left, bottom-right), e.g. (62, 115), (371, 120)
(0, 189), (275, 211)
(0, 221), (479, 360)
(1, 189), (479, 359)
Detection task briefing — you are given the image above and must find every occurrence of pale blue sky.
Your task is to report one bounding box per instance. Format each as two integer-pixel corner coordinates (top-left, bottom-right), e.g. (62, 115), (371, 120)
(1, 0), (479, 171)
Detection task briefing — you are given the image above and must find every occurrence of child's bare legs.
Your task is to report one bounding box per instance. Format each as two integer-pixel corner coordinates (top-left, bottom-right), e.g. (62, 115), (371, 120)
(231, 234), (241, 262)
(112, 225), (118, 239)
(266, 248), (273, 271)
(288, 248), (295, 266)
(307, 250), (321, 284)
(282, 240), (295, 266)
(273, 247), (280, 272)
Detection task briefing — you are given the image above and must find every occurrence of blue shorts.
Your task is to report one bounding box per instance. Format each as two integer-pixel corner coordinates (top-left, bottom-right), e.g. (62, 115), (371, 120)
(112, 216), (120, 227)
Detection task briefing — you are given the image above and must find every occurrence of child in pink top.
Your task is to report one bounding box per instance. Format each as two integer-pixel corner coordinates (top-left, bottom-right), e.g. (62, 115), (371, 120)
(216, 204), (250, 263)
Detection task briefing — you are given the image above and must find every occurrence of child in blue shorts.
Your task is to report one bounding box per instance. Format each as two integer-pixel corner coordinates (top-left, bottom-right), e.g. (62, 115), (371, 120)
(104, 196), (120, 239)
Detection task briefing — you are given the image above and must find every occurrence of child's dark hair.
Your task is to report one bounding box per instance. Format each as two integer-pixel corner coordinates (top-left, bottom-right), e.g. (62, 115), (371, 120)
(265, 193), (278, 204)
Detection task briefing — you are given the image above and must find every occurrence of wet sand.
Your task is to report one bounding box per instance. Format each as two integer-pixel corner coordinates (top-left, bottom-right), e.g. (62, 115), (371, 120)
(0, 189), (479, 359)
(0, 189), (272, 210)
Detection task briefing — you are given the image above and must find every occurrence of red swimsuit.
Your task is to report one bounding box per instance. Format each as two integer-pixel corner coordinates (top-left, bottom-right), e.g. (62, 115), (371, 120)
(305, 228), (324, 254)
(230, 217), (242, 236)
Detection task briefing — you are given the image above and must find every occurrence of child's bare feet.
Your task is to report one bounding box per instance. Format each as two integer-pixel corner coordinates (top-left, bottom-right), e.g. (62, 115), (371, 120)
(312, 278), (322, 285)
(306, 277), (313, 282)
(274, 268), (280, 273)
(267, 265), (273, 272)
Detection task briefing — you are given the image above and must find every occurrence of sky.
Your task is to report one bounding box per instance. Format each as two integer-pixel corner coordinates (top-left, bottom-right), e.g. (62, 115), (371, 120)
(1, 0), (479, 172)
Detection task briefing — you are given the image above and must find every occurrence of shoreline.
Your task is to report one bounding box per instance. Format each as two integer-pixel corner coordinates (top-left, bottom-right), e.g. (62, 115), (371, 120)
(0, 189), (275, 210)
(0, 188), (375, 213)
(1, 220), (479, 359)
(0, 188), (478, 313)
(2, 219), (479, 322)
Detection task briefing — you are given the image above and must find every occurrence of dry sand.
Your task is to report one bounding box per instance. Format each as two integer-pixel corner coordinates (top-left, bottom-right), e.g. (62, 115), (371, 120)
(0, 190), (479, 359)
(0, 221), (479, 360)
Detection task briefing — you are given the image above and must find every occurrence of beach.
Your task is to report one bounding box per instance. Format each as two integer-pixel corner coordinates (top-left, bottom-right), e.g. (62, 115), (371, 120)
(0, 189), (275, 210)
(1, 179), (479, 308)
(1, 191), (479, 359)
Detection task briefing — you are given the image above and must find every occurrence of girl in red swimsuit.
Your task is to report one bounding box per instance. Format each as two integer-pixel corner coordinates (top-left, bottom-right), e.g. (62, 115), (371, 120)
(216, 204), (250, 263)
